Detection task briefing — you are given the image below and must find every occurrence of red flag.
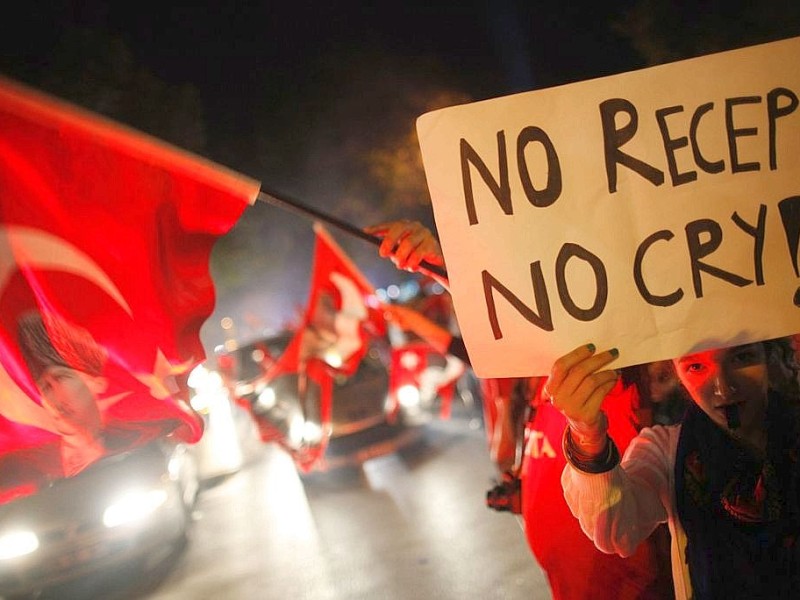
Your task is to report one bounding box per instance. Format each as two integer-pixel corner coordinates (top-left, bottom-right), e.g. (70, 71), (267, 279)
(388, 340), (465, 421)
(388, 341), (429, 421)
(0, 76), (259, 501)
(257, 223), (386, 471)
(257, 330), (334, 472)
(302, 223), (386, 375)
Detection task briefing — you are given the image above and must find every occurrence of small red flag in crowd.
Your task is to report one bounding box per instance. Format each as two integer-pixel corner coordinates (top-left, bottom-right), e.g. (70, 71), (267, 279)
(303, 222), (386, 375)
(256, 223), (386, 472)
(0, 76), (260, 502)
(388, 342), (465, 421)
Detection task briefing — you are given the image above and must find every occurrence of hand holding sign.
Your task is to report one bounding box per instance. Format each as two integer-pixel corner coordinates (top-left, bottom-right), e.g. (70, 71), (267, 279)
(546, 344), (619, 458)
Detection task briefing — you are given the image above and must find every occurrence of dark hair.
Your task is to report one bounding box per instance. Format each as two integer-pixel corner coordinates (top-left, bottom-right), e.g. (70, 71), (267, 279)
(764, 336), (800, 399)
(16, 311), (107, 380)
(620, 360), (679, 398)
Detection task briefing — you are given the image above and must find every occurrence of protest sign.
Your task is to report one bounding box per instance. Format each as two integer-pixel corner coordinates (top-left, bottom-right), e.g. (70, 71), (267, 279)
(417, 36), (800, 377)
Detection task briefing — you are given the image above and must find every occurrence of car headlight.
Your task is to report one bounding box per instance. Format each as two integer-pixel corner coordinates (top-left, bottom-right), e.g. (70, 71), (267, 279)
(322, 350), (343, 369)
(397, 384), (421, 408)
(302, 421), (323, 444)
(0, 530), (39, 559)
(103, 489), (169, 528)
(256, 386), (276, 411)
(288, 415), (324, 446)
(189, 392), (211, 414)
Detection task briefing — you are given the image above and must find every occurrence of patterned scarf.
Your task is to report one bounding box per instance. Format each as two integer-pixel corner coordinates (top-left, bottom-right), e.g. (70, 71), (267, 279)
(675, 392), (800, 599)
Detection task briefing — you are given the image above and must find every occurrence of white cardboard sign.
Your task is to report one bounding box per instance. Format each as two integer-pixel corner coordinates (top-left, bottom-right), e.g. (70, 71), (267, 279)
(417, 37), (800, 377)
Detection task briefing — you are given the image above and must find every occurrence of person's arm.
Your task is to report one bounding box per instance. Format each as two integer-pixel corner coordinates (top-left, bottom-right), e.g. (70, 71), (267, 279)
(560, 425), (674, 557)
(363, 220), (449, 290)
(546, 343), (673, 556)
(546, 343), (620, 462)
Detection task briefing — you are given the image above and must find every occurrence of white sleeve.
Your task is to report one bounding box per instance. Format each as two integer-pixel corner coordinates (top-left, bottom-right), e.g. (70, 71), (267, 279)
(561, 425), (676, 557)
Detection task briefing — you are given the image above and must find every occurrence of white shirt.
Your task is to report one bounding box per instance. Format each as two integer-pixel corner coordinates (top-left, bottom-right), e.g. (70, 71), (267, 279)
(561, 424), (693, 600)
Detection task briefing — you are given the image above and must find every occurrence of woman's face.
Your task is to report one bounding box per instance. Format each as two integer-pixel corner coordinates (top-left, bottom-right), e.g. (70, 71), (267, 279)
(673, 343), (769, 437)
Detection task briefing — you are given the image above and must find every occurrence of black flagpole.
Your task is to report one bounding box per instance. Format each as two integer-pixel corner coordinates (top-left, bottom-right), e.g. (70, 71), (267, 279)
(256, 186), (448, 279)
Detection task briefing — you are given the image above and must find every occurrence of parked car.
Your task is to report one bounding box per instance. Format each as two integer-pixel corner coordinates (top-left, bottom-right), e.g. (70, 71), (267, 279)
(217, 332), (422, 472)
(0, 440), (198, 599)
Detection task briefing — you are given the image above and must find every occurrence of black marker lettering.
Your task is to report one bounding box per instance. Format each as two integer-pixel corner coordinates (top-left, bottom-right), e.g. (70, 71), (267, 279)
(656, 105), (696, 186)
(725, 96), (762, 173)
(633, 230), (684, 306)
(482, 264), (553, 339)
(600, 98), (665, 194)
(461, 132), (511, 225)
(767, 87), (799, 171)
(731, 204), (767, 286)
(517, 126), (562, 208)
(685, 219), (752, 298)
(554, 244), (608, 321)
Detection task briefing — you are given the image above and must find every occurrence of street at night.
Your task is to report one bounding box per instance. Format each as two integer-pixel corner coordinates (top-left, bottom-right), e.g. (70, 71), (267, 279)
(143, 416), (549, 600)
(3, 4), (800, 600)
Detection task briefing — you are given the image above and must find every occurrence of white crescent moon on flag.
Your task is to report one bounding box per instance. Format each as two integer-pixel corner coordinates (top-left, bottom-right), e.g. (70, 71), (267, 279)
(0, 226), (133, 432)
(0, 226), (131, 315)
(329, 272), (368, 362)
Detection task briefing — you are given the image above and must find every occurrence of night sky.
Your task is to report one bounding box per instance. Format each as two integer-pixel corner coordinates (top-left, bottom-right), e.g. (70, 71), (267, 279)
(3, 1), (643, 141)
(12, 1), (784, 352)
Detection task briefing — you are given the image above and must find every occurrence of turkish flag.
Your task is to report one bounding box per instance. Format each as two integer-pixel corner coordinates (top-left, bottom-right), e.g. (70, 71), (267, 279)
(256, 223), (386, 472)
(0, 76), (259, 501)
(388, 340), (465, 421)
(302, 223), (386, 375)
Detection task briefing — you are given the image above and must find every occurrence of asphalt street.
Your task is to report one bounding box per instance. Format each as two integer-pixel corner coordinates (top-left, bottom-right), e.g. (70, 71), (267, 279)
(142, 416), (551, 600)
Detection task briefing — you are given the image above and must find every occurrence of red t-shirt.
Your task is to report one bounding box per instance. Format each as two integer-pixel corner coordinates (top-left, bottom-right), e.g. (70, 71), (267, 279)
(521, 382), (673, 600)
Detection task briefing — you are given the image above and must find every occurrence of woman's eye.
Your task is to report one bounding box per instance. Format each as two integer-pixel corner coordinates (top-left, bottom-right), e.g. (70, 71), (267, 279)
(731, 349), (759, 367)
(684, 363), (704, 374)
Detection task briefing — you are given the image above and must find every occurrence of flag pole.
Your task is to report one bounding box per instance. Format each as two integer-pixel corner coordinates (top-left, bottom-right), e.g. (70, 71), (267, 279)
(257, 186), (448, 279)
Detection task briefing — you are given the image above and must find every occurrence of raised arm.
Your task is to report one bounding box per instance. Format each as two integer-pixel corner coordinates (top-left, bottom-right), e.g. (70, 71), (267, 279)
(547, 344), (672, 556)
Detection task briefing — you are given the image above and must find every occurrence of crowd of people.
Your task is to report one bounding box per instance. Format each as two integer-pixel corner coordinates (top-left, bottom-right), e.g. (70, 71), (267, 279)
(366, 219), (800, 599)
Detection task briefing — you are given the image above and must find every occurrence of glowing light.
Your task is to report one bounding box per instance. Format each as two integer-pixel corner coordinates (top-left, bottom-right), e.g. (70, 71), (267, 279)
(221, 317), (234, 330)
(187, 364), (209, 389)
(386, 285), (400, 299)
(288, 416), (324, 446)
(288, 414), (306, 447)
(399, 351), (421, 370)
(302, 421), (323, 444)
(397, 384), (421, 407)
(323, 350), (343, 369)
(0, 530), (39, 559)
(235, 382), (254, 396)
(103, 489), (168, 528)
(190, 391), (210, 413)
(256, 387), (276, 410)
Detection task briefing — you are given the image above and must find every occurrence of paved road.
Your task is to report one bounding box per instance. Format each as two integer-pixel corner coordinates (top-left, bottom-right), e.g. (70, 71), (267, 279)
(141, 417), (551, 600)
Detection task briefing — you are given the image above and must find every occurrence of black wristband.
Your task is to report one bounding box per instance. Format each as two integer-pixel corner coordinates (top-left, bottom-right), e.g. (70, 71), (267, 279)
(562, 426), (620, 474)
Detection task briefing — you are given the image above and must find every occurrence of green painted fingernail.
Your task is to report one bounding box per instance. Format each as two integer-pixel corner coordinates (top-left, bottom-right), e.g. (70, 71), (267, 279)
(587, 343), (596, 352)
(610, 348), (619, 357)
